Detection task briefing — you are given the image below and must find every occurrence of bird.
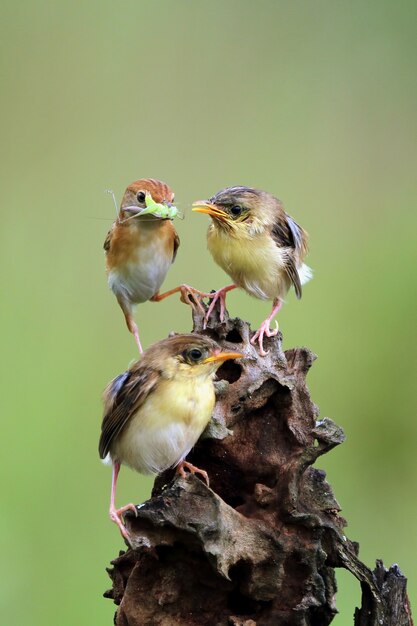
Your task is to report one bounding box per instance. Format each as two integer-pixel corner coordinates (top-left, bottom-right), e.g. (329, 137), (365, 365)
(98, 333), (242, 539)
(192, 186), (312, 356)
(104, 178), (204, 354)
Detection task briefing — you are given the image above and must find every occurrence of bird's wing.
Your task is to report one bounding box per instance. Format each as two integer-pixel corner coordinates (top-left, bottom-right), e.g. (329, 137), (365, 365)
(172, 229), (180, 263)
(282, 255), (302, 299)
(98, 365), (159, 458)
(103, 228), (113, 252)
(271, 215), (308, 299)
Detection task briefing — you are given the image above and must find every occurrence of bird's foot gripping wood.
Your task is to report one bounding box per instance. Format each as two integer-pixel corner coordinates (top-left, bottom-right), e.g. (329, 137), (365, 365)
(151, 284), (211, 315)
(203, 284), (236, 329)
(250, 298), (282, 356)
(176, 460), (209, 486)
(109, 503), (138, 540)
(178, 285), (208, 313)
(250, 320), (279, 357)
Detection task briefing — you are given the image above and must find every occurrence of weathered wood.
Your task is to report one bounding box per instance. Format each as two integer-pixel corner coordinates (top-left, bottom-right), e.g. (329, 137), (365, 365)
(104, 303), (413, 625)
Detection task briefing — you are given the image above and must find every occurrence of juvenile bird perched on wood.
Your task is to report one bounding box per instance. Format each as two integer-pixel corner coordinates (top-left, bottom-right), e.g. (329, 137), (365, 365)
(104, 178), (180, 353)
(98, 333), (241, 539)
(104, 178), (205, 354)
(193, 186), (312, 356)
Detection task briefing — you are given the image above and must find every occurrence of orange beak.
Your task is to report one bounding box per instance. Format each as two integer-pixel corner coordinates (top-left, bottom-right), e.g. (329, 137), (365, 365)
(192, 201), (229, 222)
(202, 351), (242, 364)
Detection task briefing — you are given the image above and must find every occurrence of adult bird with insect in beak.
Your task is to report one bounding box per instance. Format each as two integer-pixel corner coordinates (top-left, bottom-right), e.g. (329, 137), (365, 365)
(104, 178), (207, 353)
(98, 333), (242, 540)
(193, 186), (312, 356)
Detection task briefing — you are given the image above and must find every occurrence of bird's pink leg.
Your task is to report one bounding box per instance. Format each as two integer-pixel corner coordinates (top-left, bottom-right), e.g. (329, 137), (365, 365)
(118, 297), (143, 354)
(126, 315), (143, 354)
(203, 284), (237, 328)
(250, 298), (283, 357)
(109, 461), (137, 540)
(177, 460), (209, 486)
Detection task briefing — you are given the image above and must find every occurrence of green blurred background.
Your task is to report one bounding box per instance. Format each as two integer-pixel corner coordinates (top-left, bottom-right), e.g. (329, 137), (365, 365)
(1, 1), (416, 623)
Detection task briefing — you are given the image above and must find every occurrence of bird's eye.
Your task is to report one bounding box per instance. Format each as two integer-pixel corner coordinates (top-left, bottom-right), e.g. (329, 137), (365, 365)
(136, 191), (146, 203)
(230, 205), (242, 216)
(188, 348), (203, 361)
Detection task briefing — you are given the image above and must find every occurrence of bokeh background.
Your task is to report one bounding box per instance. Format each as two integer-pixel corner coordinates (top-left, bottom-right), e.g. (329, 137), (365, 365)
(1, 1), (416, 624)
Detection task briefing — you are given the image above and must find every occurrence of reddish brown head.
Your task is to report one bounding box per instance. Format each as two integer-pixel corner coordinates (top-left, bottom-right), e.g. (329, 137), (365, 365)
(120, 178), (175, 218)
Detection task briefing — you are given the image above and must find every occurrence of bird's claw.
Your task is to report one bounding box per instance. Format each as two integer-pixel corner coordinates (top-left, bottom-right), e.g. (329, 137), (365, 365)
(203, 295), (221, 329)
(203, 288), (229, 328)
(251, 320), (279, 357)
(109, 503), (137, 539)
(265, 320), (279, 337)
(177, 461), (209, 486)
(179, 285), (206, 314)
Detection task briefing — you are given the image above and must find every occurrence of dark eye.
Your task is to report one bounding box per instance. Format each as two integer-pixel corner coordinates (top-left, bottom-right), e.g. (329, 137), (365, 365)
(136, 191), (146, 203)
(188, 348), (203, 361)
(230, 205), (242, 216)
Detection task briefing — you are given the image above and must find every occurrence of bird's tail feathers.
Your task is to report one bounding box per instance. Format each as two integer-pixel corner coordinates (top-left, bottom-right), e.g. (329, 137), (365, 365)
(298, 264), (313, 285)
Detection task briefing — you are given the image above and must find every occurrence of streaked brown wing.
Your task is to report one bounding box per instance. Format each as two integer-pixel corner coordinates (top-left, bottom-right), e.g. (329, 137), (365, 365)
(283, 255), (302, 299)
(271, 214), (307, 299)
(172, 228), (180, 263)
(98, 365), (159, 459)
(103, 228), (113, 252)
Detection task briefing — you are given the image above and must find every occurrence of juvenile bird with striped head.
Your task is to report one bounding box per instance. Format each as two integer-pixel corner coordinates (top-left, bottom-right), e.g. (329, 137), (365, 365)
(193, 186), (312, 355)
(99, 333), (241, 539)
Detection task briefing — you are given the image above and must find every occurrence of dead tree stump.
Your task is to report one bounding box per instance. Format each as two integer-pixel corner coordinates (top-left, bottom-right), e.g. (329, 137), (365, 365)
(104, 304), (413, 626)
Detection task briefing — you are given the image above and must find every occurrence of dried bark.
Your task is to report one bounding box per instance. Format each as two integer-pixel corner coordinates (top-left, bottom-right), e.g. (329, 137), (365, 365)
(104, 303), (413, 626)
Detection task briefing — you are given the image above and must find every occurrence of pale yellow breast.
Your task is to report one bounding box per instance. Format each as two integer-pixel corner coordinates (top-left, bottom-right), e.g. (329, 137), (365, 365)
(207, 227), (291, 300)
(112, 375), (215, 474)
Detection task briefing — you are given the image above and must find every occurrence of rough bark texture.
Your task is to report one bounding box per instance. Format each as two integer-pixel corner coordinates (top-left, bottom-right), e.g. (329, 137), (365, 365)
(104, 304), (413, 626)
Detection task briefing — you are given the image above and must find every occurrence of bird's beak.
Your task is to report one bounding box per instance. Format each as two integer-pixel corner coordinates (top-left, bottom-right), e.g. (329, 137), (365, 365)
(202, 351), (242, 364)
(122, 205), (142, 214)
(192, 201), (229, 222)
